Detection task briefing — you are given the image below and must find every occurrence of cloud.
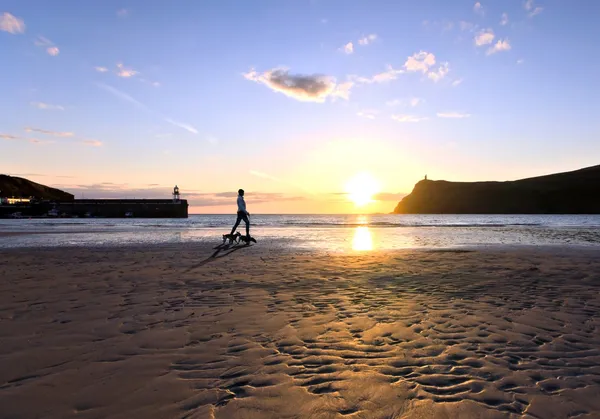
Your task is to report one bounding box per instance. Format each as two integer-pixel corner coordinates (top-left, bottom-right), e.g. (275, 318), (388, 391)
(474, 2), (484, 16)
(427, 62), (449, 82)
(243, 68), (342, 102)
(29, 138), (55, 145)
(392, 114), (428, 123)
(164, 118), (199, 135)
(437, 112), (471, 118)
(387, 98), (423, 107)
(95, 66), (109, 72)
(500, 13), (509, 26)
(475, 29), (495, 46)
(330, 81), (353, 100)
(517, 59), (525, 65)
(34, 36), (60, 56)
(0, 133), (20, 140)
(524, 0), (543, 17)
(0, 12), (25, 34)
(24, 127), (74, 137)
(341, 41), (354, 54)
(487, 39), (511, 55)
(350, 65), (403, 84)
(452, 78), (464, 87)
(96, 83), (198, 134)
(30, 102), (64, 111)
(96, 82), (149, 110)
(82, 140), (103, 147)
(116, 9), (129, 18)
(404, 51), (436, 73)
(116, 63), (138, 78)
(358, 34), (377, 45)
(357, 109), (378, 119)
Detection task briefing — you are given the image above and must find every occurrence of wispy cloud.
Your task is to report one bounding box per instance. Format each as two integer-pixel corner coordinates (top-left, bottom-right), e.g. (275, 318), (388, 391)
(0, 133), (20, 140)
(0, 12), (25, 34)
(116, 63), (138, 78)
(452, 78), (464, 87)
(392, 114), (428, 123)
(96, 83), (198, 134)
(358, 33), (377, 45)
(386, 98), (423, 107)
(95, 66), (109, 72)
(357, 109), (378, 119)
(164, 118), (199, 135)
(24, 127), (74, 137)
(474, 2), (484, 16)
(437, 112), (471, 118)
(524, 0), (543, 17)
(34, 36), (59, 56)
(475, 29), (495, 46)
(517, 59), (525, 65)
(341, 41), (354, 54)
(29, 138), (55, 145)
(116, 9), (129, 18)
(81, 140), (103, 147)
(96, 82), (149, 110)
(500, 13), (509, 26)
(487, 39), (511, 55)
(350, 65), (403, 84)
(428, 62), (449, 82)
(244, 68), (348, 102)
(30, 102), (64, 111)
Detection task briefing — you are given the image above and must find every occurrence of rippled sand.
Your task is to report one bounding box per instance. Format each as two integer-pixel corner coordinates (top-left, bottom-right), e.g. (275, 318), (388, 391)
(1, 245), (600, 418)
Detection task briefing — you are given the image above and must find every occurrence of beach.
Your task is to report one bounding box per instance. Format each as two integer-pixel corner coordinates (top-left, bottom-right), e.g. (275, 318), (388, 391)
(2, 243), (600, 418)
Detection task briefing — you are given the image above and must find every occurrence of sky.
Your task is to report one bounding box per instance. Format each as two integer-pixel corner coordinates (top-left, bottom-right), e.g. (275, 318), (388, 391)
(1, 0), (600, 214)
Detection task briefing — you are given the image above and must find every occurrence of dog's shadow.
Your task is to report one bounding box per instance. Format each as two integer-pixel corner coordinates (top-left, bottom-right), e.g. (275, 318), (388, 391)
(185, 243), (252, 272)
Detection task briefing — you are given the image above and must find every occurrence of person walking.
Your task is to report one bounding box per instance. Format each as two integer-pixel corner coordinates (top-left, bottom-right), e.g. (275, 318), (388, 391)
(230, 189), (250, 238)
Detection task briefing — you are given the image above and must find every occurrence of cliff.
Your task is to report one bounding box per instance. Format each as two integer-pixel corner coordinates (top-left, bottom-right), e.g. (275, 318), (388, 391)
(393, 165), (600, 214)
(0, 175), (74, 201)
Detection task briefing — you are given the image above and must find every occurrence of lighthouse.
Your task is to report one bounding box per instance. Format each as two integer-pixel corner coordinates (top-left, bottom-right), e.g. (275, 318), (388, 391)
(173, 185), (180, 203)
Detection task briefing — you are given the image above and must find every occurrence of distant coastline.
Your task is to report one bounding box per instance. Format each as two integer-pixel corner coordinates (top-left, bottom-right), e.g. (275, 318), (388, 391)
(393, 165), (600, 214)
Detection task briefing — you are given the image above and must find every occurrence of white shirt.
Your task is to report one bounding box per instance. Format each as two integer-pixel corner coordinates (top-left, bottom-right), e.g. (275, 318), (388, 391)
(237, 195), (248, 214)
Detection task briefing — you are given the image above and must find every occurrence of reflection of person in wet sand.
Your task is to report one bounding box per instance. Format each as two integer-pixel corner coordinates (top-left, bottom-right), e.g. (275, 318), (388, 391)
(230, 188), (250, 238)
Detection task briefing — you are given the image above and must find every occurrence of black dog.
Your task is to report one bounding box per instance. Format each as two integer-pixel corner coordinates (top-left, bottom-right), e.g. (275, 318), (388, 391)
(222, 232), (241, 245)
(238, 235), (257, 245)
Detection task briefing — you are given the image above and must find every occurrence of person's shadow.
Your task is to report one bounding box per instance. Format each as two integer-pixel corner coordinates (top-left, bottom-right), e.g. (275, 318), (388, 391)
(184, 243), (251, 272)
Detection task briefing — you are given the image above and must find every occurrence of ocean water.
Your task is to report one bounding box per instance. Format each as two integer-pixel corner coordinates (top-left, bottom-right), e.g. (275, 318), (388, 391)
(1, 214), (600, 250)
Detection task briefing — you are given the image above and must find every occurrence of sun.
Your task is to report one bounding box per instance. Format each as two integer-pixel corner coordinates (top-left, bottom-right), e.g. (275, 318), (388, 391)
(345, 172), (381, 207)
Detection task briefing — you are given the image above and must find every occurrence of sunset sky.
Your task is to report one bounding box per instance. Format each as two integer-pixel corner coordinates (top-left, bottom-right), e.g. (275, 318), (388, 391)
(2, 0), (599, 214)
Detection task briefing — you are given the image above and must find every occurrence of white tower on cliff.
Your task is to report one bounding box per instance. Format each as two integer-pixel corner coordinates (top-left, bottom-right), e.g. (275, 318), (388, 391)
(173, 185), (180, 203)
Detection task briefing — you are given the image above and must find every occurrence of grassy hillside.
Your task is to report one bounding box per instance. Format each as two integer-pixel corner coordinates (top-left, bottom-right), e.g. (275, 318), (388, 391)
(393, 165), (600, 214)
(0, 175), (74, 201)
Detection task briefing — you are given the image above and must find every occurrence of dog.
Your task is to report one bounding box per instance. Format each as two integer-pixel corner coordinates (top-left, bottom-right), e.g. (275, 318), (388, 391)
(222, 232), (241, 245)
(238, 235), (257, 245)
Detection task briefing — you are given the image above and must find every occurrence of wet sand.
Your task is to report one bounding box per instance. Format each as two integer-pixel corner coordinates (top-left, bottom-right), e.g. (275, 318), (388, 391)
(1, 244), (600, 418)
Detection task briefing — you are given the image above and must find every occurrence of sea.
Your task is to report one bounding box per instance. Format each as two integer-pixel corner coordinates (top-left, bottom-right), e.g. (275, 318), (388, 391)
(1, 214), (600, 251)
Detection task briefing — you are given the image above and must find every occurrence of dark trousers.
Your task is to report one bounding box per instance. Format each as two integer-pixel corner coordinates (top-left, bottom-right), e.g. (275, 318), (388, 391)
(231, 211), (250, 236)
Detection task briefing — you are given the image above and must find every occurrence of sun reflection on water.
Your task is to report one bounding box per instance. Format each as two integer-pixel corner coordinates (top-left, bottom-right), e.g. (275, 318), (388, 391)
(352, 226), (373, 251)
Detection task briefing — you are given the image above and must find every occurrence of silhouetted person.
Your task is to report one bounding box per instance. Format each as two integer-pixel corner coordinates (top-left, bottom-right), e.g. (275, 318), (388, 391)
(230, 189), (250, 237)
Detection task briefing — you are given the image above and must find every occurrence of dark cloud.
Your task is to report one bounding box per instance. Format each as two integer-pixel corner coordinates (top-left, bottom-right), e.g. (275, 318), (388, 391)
(244, 68), (350, 102)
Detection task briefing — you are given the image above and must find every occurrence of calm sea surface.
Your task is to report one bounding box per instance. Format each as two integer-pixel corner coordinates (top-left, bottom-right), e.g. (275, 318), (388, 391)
(1, 214), (600, 250)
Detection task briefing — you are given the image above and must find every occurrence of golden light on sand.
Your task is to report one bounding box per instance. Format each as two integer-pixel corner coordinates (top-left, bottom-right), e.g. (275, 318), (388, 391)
(345, 172), (381, 207)
(352, 226), (373, 251)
